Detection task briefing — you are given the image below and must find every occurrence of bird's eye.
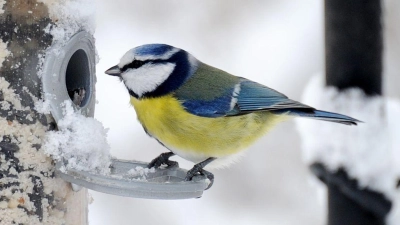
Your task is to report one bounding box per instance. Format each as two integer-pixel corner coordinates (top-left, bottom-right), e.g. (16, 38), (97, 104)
(121, 60), (146, 71)
(132, 60), (145, 68)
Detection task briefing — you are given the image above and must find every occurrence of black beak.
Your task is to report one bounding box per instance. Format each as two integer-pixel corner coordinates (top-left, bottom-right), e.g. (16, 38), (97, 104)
(105, 65), (121, 76)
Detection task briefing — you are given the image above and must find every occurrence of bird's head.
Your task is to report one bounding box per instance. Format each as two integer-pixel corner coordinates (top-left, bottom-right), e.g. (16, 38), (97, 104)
(105, 44), (198, 99)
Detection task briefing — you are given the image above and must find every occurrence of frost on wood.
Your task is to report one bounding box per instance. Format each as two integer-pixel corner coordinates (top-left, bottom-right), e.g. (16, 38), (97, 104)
(0, 78), (69, 225)
(0, 0), (5, 14)
(0, 40), (10, 67)
(42, 100), (111, 175)
(0, 0), (96, 224)
(296, 74), (400, 224)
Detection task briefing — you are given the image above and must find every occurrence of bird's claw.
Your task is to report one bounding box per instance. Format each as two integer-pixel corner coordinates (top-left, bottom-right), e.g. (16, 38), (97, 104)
(148, 152), (179, 169)
(185, 166), (214, 190)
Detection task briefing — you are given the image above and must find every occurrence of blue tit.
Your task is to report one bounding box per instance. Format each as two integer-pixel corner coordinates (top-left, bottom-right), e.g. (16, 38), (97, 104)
(105, 44), (359, 189)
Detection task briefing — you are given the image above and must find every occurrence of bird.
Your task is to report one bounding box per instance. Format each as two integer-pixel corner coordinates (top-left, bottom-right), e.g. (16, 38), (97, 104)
(105, 44), (360, 189)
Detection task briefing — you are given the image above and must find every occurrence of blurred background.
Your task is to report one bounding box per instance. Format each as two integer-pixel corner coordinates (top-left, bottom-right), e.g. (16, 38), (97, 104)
(92, 0), (399, 224)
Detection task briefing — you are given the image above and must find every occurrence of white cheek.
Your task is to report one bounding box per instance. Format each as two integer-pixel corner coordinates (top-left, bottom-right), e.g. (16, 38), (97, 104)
(122, 63), (176, 97)
(118, 51), (135, 68)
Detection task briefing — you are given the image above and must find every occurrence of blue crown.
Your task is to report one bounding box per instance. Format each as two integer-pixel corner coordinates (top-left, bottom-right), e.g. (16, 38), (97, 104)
(133, 44), (175, 57)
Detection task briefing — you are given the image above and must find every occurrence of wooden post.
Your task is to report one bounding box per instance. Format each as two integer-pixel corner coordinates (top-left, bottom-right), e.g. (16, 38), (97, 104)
(0, 1), (89, 224)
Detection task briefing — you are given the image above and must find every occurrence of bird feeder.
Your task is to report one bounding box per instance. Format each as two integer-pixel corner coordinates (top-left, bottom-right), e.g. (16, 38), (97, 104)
(41, 32), (209, 199)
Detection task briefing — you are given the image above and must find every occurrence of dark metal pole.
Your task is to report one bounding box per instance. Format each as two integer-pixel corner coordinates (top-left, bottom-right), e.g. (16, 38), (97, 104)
(318, 0), (390, 224)
(311, 163), (391, 225)
(325, 0), (383, 96)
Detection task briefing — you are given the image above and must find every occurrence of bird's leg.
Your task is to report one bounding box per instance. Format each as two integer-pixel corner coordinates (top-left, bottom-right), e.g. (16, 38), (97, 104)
(148, 152), (179, 169)
(185, 157), (216, 190)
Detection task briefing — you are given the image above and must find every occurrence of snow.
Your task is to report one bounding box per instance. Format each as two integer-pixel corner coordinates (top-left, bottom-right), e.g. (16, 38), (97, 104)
(39, 0), (95, 43)
(35, 0), (110, 174)
(296, 74), (400, 224)
(42, 100), (111, 175)
(34, 94), (53, 114)
(126, 166), (156, 180)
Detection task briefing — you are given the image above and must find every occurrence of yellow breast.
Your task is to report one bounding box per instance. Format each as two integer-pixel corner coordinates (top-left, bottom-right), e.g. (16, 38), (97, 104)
(130, 95), (287, 162)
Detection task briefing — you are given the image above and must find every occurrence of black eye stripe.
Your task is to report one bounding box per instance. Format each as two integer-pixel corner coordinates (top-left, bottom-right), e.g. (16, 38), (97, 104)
(121, 60), (147, 72)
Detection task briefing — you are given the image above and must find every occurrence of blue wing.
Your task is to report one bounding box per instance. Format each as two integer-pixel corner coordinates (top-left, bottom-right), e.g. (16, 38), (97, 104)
(180, 95), (233, 117)
(176, 78), (312, 118)
(178, 88), (236, 118)
(233, 80), (312, 113)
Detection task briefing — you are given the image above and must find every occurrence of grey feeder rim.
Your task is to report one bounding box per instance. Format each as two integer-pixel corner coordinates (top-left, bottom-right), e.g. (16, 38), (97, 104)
(42, 31), (96, 122)
(56, 159), (209, 199)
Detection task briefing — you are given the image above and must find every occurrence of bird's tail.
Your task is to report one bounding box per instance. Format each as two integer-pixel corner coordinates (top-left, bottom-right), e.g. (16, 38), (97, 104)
(273, 109), (361, 126)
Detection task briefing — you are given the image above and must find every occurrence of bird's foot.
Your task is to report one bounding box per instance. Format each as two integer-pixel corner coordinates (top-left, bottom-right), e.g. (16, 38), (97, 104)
(148, 152), (179, 169)
(184, 157), (216, 190)
(185, 167), (214, 190)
